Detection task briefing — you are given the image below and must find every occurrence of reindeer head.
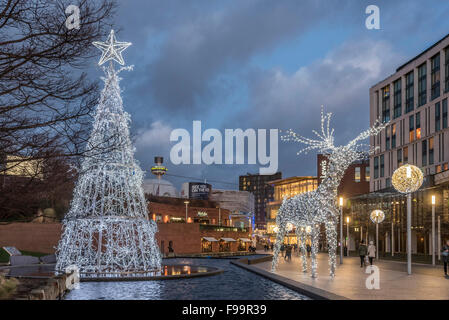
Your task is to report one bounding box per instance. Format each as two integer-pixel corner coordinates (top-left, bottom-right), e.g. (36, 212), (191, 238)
(282, 106), (387, 180)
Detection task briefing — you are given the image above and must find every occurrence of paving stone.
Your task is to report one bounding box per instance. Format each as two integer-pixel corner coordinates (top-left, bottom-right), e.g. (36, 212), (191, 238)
(252, 251), (449, 300)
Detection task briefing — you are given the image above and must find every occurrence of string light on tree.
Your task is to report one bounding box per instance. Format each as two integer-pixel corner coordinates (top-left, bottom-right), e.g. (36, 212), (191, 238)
(271, 107), (386, 278)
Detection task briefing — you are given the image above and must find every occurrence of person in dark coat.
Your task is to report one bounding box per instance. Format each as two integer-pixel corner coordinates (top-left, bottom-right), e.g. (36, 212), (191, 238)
(284, 245), (292, 261)
(358, 240), (368, 267)
(442, 239), (449, 277)
(306, 244), (311, 257)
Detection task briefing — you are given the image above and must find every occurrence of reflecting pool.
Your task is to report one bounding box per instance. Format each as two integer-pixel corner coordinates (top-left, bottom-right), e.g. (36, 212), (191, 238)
(65, 257), (310, 300)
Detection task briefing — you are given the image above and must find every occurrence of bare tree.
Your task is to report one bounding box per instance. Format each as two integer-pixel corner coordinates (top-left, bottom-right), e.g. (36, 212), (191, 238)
(0, 0), (117, 219)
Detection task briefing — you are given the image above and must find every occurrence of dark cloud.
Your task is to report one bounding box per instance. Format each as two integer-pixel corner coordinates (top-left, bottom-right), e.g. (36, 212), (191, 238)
(105, 0), (449, 188)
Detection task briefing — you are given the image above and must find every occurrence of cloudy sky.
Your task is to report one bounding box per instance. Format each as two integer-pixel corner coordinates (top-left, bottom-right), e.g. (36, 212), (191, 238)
(92, 0), (449, 190)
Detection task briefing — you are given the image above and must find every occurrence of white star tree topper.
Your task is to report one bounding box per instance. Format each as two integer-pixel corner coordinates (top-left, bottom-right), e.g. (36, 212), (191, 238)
(93, 30), (132, 66)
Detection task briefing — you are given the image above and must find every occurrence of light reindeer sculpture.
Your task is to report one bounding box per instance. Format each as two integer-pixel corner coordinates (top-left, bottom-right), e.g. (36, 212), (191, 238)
(271, 109), (385, 277)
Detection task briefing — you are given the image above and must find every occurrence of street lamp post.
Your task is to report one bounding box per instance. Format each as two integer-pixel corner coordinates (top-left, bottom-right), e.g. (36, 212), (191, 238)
(391, 220), (394, 257)
(339, 197), (343, 264)
(346, 216), (350, 252)
(431, 195), (436, 266)
(184, 200), (189, 223)
(438, 215), (441, 261)
(392, 164), (423, 275)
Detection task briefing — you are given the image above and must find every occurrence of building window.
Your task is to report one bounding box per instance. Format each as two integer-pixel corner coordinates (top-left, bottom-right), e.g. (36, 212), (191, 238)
(409, 115), (415, 142)
(431, 53), (440, 100)
(405, 71), (414, 113)
(355, 167), (361, 182)
(436, 165), (442, 173)
(445, 47), (449, 92)
(219, 240), (231, 252)
(443, 99), (448, 129)
(391, 123), (397, 148)
(386, 178), (391, 188)
(382, 85), (390, 123)
(385, 126), (390, 150)
(435, 102), (441, 132)
(418, 63), (427, 107)
(429, 137), (434, 165)
(380, 154), (384, 177)
(403, 146), (409, 163)
(393, 79), (402, 118)
(365, 167), (370, 182)
(397, 148), (402, 167)
(445, 163), (449, 171)
(422, 139), (427, 167)
(374, 157), (379, 179)
(238, 240), (246, 251)
(416, 112), (421, 140)
(201, 240), (213, 253)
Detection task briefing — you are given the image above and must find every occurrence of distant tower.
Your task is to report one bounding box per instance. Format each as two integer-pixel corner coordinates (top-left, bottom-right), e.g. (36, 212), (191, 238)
(151, 156), (167, 196)
(151, 156), (167, 180)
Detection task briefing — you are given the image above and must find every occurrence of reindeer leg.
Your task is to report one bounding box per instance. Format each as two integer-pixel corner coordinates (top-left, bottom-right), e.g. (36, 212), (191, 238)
(299, 229), (307, 272)
(325, 220), (337, 277)
(311, 227), (320, 278)
(296, 229), (301, 257)
(271, 223), (286, 272)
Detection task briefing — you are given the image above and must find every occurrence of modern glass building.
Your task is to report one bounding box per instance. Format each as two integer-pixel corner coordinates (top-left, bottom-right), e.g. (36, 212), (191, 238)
(348, 33), (449, 257)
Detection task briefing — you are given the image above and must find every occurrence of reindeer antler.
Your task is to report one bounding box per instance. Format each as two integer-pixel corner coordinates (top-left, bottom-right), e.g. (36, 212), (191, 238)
(346, 119), (388, 150)
(282, 106), (335, 154)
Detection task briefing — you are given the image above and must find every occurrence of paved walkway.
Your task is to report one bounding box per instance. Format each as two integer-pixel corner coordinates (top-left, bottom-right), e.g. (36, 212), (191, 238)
(251, 251), (449, 300)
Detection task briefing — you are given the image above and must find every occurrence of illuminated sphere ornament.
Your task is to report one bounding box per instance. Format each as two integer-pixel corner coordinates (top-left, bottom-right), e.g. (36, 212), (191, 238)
(370, 210), (385, 224)
(305, 226), (312, 234)
(392, 164), (423, 194)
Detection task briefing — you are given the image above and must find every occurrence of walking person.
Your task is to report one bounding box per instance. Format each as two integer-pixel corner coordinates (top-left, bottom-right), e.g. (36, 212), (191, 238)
(442, 239), (449, 277)
(367, 240), (376, 266)
(306, 243), (311, 257)
(358, 240), (368, 268)
(284, 245), (292, 261)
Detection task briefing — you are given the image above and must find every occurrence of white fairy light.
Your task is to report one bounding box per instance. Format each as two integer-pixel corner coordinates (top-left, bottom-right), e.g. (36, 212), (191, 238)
(271, 107), (386, 278)
(55, 30), (161, 276)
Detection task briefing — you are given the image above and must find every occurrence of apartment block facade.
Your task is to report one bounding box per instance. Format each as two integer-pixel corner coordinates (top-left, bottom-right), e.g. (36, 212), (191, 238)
(370, 33), (449, 191)
(239, 172), (282, 230)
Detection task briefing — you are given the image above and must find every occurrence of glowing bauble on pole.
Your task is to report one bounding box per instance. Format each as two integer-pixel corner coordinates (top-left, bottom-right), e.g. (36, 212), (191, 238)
(370, 209), (385, 224)
(370, 209), (385, 260)
(392, 164), (423, 275)
(392, 164), (423, 194)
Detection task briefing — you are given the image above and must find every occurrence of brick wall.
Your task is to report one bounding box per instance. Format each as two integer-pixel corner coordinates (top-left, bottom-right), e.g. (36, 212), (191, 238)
(0, 223), (62, 254)
(0, 221), (251, 255)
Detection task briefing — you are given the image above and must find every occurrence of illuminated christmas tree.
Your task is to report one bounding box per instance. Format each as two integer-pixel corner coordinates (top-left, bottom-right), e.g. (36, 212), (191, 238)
(56, 30), (161, 275)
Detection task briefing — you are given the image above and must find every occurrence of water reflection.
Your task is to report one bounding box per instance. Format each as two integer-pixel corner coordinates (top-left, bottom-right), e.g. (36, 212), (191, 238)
(65, 257), (310, 300)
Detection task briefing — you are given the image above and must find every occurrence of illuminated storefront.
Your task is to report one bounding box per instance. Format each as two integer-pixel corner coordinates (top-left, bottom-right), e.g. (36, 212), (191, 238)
(266, 176), (318, 243)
